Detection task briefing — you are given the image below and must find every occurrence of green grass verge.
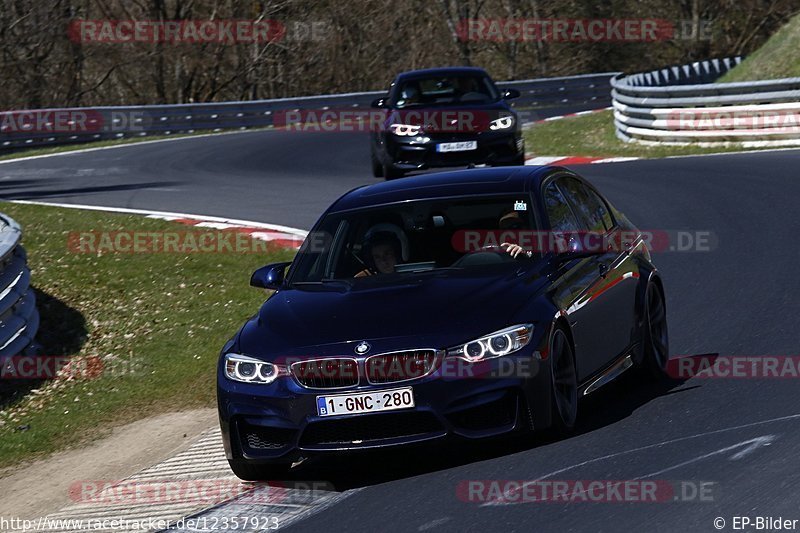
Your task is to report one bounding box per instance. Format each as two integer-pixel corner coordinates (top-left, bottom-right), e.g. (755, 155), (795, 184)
(523, 110), (784, 158)
(0, 202), (295, 470)
(719, 13), (800, 82)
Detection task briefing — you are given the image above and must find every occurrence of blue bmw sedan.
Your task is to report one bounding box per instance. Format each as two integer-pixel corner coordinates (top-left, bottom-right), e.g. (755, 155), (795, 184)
(217, 166), (669, 480)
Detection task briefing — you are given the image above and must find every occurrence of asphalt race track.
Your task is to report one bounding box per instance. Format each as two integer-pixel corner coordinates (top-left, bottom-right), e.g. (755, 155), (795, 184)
(0, 103), (600, 230)
(2, 124), (799, 532)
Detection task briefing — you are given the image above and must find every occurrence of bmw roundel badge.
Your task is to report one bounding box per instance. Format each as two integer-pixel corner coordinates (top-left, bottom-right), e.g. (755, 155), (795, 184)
(355, 341), (371, 355)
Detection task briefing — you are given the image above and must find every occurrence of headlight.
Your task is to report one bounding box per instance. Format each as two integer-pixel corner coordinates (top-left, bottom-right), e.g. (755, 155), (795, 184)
(447, 324), (533, 362)
(224, 353), (279, 384)
(389, 123), (422, 136)
(489, 115), (515, 130)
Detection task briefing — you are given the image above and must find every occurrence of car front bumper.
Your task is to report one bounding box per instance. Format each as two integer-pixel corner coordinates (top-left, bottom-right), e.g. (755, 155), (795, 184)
(382, 129), (524, 170)
(217, 349), (552, 465)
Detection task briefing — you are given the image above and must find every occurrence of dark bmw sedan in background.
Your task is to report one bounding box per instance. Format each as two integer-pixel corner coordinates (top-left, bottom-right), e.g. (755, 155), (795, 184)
(217, 166), (669, 480)
(369, 67), (525, 179)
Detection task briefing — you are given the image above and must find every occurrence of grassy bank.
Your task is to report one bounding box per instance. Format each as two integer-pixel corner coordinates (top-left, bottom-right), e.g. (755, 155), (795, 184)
(523, 110), (782, 159)
(0, 202), (294, 469)
(719, 13), (800, 82)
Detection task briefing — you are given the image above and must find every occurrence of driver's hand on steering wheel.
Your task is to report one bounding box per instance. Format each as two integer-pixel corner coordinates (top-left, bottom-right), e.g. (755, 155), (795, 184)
(500, 242), (532, 259)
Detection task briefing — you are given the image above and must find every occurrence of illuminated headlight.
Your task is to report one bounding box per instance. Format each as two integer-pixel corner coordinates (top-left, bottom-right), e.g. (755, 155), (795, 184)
(447, 324), (533, 362)
(489, 115), (515, 130)
(389, 124), (422, 136)
(224, 353), (279, 384)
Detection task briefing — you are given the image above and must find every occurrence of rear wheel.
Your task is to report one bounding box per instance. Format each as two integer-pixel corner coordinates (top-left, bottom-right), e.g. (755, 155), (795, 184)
(549, 327), (578, 434)
(643, 283), (670, 379)
(228, 459), (290, 481)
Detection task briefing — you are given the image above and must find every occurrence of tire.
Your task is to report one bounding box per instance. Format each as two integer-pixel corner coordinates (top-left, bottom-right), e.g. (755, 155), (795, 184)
(383, 161), (404, 180)
(549, 327), (578, 434)
(371, 149), (383, 178)
(228, 459), (290, 481)
(642, 282), (670, 379)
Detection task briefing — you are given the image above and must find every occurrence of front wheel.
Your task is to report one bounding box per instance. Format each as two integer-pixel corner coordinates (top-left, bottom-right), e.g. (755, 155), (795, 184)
(228, 459), (290, 481)
(642, 283), (670, 379)
(549, 327), (578, 434)
(383, 161), (405, 180)
(371, 149), (383, 178)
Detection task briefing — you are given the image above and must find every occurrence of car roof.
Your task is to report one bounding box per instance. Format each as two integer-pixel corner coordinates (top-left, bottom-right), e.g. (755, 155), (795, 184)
(329, 166), (565, 213)
(394, 67), (491, 82)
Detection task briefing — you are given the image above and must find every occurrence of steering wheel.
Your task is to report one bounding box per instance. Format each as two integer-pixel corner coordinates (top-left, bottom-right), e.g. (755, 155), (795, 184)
(451, 245), (515, 268)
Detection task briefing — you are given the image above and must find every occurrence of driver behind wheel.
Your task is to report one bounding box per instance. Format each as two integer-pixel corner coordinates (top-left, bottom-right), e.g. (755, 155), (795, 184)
(355, 225), (408, 276)
(497, 210), (533, 259)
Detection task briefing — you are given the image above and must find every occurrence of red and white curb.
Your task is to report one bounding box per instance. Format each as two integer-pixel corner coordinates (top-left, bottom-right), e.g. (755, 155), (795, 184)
(145, 215), (306, 250)
(522, 107), (641, 165)
(525, 154), (640, 166)
(530, 106), (612, 125)
(8, 200), (308, 250)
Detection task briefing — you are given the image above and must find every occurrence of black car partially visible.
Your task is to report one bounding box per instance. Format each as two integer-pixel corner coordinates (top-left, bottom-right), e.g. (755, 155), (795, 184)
(370, 67), (525, 179)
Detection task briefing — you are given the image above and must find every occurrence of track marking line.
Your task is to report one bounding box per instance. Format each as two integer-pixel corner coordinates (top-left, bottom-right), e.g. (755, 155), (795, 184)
(5, 199), (308, 250)
(482, 413), (799, 506)
(632, 434), (776, 480)
(525, 154), (634, 166)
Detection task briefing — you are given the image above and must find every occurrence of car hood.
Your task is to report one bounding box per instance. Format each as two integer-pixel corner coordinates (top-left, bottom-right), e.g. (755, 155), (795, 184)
(391, 101), (513, 112)
(237, 267), (549, 358)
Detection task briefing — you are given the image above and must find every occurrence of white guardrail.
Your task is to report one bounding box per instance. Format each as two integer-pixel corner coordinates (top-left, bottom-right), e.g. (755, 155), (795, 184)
(612, 56), (800, 146)
(0, 213), (39, 358)
(0, 72), (617, 151)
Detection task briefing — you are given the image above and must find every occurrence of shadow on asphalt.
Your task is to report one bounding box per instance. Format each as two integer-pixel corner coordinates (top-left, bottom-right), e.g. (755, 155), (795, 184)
(0, 180), (183, 201)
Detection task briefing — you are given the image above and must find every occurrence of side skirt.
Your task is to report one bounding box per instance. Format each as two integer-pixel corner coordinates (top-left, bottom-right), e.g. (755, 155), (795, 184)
(579, 347), (637, 396)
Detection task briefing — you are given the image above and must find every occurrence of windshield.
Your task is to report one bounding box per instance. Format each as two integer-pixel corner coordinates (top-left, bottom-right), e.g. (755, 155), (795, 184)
(393, 74), (501, 108)
(289, 195), (536, 284)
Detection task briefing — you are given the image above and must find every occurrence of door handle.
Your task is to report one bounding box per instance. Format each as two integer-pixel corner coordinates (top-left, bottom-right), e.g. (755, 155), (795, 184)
(598, 263), (609, 278)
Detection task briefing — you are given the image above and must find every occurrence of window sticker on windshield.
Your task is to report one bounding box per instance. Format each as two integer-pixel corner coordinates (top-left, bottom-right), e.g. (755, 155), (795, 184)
(514, 201), (527, 211)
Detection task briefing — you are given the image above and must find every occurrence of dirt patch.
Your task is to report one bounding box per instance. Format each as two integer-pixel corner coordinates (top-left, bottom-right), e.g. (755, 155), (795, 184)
(0, 408), (217, 520)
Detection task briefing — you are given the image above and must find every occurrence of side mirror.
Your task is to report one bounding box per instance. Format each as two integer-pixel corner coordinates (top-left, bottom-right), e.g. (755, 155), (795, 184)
(502, 88), (521, 100)
(370, 98), (387, 109)
(250, 262), (292, 290)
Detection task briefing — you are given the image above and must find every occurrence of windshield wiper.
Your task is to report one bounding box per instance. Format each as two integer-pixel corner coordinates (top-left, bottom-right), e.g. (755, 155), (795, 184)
(396, 266), (464, 275)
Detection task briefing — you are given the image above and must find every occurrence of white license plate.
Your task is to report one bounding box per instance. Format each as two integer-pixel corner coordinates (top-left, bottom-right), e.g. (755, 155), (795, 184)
(316, 387), (414, 417)
(436, 141), (477, 152)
